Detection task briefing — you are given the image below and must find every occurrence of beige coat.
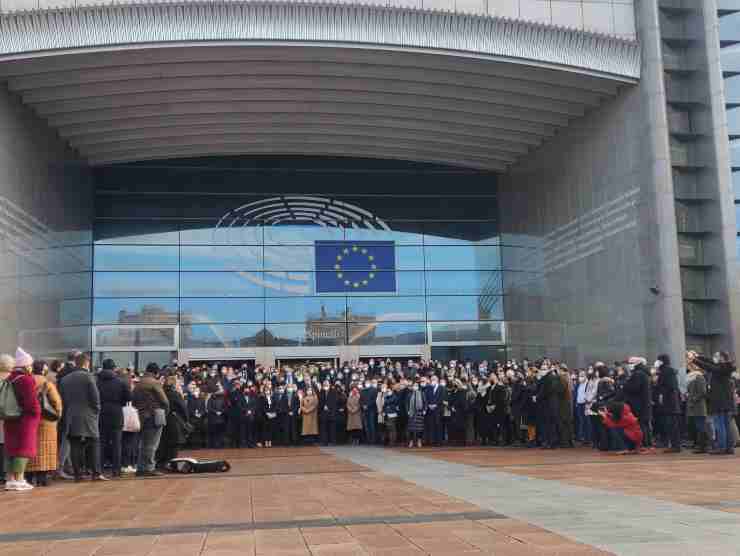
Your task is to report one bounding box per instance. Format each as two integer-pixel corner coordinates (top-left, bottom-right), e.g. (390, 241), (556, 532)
(27, 375), (62, 472)
(301, 394), (319, 436)
(346, 394), (362, 431)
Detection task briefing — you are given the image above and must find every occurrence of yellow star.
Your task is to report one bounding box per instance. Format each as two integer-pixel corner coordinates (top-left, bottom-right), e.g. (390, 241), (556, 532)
(368, 255), (374, 261)
(353, 282), (359, 288)
(352, 246), (358, 252)
(361, 248), (367, 255)
(369, 273), (375, 279)
(371, 264), (377, 270)
(337, 273), (343, 278)
(344, 280), (350, 286)
(362, 280), (368, 285)
(334, 264), (341, 270)
(336, 255), (343, 261)
(343, 248), (349, 254)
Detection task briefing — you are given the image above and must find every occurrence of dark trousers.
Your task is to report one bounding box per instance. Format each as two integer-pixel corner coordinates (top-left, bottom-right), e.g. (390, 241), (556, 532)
(425, 410), (442, 445)
(639, 416), (652, 447)
(100, 425), (123, 474)
(243, 417), (256, 447)
(122, 432), (139, 468)
(665, 414), (682, 450)
(362, 410), (377, 444)
(320, 417), (337, 445)
(228, 416), (243, 448)
(544, 416), (559, 447)
(208, 423), (225, 448)
(286, 416), (299, 445)
(276, 416), (289, 445)
(70, 436), (101, 478)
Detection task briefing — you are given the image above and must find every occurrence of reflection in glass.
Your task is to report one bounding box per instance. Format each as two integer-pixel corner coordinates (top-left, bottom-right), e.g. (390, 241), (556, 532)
(180, 245), (263, 271)
(348, 321), (426, 345)
(94, 221), (179, 244)
(60, 299), (93, 326)
(423, 222), (498, 245)
(180, 323), (265, 348)
(180, 272), (265, 297)
(94, 351), (136, 369)
(266, 297), (346, 323)
(264, 323), (346, 346)
(426, 296), (503, 321)
(95, 326), (176, 348)
(263, 246), (315, 271)
(429, 321), (504, 343)
(20, 273), (92, 300)
(345, 226), (424, 244)
(19, 326), (92, 354)
(425, 271), (502, 295)
(94, 272), (179, 298)
(180, 298), (264, 324)
(94, 245), (179, 271)
(423, 246), (501, 270)
(94, 298), (179, 324)
(346, 297), (425, 322)
(263, 223), (344, 244)
(180, 222), (263, 245)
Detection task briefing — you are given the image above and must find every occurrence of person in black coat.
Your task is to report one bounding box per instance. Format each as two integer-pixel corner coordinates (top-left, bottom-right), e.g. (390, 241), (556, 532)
(424, 376), (445, 446)
(334, 385), (347, 445)
(319, 381), (339, 446)
(285, 384), (301, 446)
(242, 386), (259, 448)
(186, 388), (207, 449)
(96, 360), (131, 477)
(360, 380), (378, 444)
(539, 367), (562, 449)
(692, 351), (737, 454)
(510, 374), (527, 445)
(273, 385), (289, 446)
(227, 380), (247, 448)
(206, 388), (227, 449)
(620, 357), (652, 447)
(157, 378), (188, 468)
(655, 354), (681, 453)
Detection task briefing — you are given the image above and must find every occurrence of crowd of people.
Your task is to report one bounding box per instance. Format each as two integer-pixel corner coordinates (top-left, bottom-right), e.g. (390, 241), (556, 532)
(1, 348), (739, 492)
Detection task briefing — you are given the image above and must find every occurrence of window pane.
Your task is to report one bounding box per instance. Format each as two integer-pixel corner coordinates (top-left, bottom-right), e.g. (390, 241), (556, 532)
(348, 321), (426, 345)
(312, 271), (425, 296)
(266, 297), (346, 323)
(60, 299), (92, 326)
(264, 246), (316, 271)
(136, 352), (177, 372)
(425, 271), (502, 295)
(94, 272), (179, 297)
(503, 271), (545, 296)
(263, 271), (314, 296)
(263, 224), (344, 244)
(501, 246), (542, 272)
(94, 245), (179, 271)
(347, 296), (426, 322)
(180, 222), (263, 245)
(423, 222), (498, 245)
(180, 298), (264, 323)
(94, 351), (136, 370)
(426, 295), (503, 320)
(20, 272), (92, 300)
(180, 272), (264, 297)
(733, 173), (740, 201)
(94, 298), (179, 324)
(95, 326), (176, 348)
(19, 325), (92, 355)
(264, 323), (346, 346)
(180, 246), (263, 271)
(94, 221), (179, 244)
(345, 226), (424, 244)
(429, 321), (504, 343)
(180, 323), (265, 348)
(424, 246), (501, 270)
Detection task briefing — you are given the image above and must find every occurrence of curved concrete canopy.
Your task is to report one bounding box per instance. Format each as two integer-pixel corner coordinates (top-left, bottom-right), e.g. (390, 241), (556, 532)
(0, 2), (640, 170)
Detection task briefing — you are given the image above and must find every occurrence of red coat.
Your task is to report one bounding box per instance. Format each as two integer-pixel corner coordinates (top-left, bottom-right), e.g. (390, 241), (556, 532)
(3, 371), (41, 458)
(603, 403), (643, 447)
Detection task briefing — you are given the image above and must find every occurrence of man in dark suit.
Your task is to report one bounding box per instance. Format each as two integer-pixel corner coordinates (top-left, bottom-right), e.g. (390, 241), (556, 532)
(285, 384), (301, 446)
(273, 385), (289, 446)
(60, 353), (106, 481)
(424, 375), (445, 446)
(96, 358), (131, 477)
(360, 379), (378, 444)
(319, 381), (339, 446)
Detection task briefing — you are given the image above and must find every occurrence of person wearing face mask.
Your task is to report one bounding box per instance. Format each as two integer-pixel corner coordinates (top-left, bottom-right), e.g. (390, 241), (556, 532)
(509, 372), (527, 446)
(653, 354), (681, 453)
(346, 387), (363, 445)
(273, 384), (289, 446)
(382, 384), (400, 446)
(686, 356), (709, 453)
(406, 381), (426, 448)
(186, 386), (207, 449)
(537, 362), (562, 449)
(227, 380), (247, 449)
(424, 375), (445, 446)
(206, 384), (226, 449)
(284, 384), (300, 446)
(360, 380), (378, 445)
(301, 387), (319, 443)
(319, 381), (338, 446)
(619, 356), (652, 448)
(691, 350), (737, 455)
(575, 372), (589, 444)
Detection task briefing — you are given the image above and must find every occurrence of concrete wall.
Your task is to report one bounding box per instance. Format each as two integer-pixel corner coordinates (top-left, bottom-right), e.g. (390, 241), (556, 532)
(0, 0), (637, 40)
(0, 85), (93, 358)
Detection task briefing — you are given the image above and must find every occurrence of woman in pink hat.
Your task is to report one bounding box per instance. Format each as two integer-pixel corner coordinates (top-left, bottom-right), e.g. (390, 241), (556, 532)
(4, 348), (41, 492)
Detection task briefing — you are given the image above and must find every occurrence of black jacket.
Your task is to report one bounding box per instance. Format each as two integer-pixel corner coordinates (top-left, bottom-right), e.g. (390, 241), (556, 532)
(621, 365), (651, 419)
(655, 366), (681, 415)
(96, 369), (131, 429)
(540, 371), (561, 418)
(319, 389), (339, 420)
(694, 357), (736, 413)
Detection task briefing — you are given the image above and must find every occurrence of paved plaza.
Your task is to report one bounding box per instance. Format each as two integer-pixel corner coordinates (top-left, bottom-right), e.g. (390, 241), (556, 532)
(1, 447), (739, 556)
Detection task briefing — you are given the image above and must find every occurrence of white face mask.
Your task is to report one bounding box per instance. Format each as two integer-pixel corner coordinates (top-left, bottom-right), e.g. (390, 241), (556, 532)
(654, 360), (662, 369)
(626, 364), (635, 372)
(713, 355), (721, 364)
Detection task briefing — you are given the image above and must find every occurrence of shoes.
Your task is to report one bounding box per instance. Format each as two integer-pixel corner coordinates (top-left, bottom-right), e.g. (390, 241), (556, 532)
(57, 470), (74, 480)
(5, 480), (33, 492)
(122, 466), (136, 474)
(92, 474), (110, 482)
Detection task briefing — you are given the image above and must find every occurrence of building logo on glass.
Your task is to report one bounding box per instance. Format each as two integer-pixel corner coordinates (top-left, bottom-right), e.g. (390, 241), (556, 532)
(215, 196), (396, 295)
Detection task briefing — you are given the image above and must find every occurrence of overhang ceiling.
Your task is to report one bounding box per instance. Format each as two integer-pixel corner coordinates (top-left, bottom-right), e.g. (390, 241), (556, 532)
(0, 3), (640, 171)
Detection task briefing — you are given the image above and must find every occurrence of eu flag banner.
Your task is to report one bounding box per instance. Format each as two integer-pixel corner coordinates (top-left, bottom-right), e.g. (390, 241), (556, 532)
(315, 241), (396, 293)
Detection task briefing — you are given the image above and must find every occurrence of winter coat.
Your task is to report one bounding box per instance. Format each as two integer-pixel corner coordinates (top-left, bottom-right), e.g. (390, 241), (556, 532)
(60, 368), (101, 439)
(539, 371), (561, 419)
(301, 394), (319, 435)
(97, 369), (131, 430)
(559, 373), (573, 422)
(383, 391), (400, 419)
(406, 389), (426, 433)
(346, 394), (362, 431)
(621, 366), (651, 420)
(4, 371), (41, 458)
(686, 371), (708, 417)
(27, 375), (62, 472)
(603, 403), (643, 447)
(132, 376), (169, 423)
(206, 394), (226, 426)
(163, 387), (189, 446)
(694, 357), (736, 414)
(655, 365), (681, 415)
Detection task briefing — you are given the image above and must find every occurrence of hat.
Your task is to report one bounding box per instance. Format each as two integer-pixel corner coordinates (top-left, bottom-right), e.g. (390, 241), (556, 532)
(102, 358), (117, 370)
(15, 347), (33, 368)
(628, 356), (647, 366)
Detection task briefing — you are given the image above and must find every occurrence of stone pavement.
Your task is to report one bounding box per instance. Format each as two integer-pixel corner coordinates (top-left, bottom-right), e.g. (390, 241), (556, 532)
(326, 446), (740, 556)
(0, 447), (606, 556)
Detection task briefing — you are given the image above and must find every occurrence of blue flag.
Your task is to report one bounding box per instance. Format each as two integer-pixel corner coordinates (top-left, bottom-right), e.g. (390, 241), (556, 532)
(315, 241), (396, 293)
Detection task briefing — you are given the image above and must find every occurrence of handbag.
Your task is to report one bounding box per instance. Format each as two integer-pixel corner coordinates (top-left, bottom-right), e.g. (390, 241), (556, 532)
(154, 408), (167, 427)
(39, 382), (60, 422)
(123, 403), (141, 432)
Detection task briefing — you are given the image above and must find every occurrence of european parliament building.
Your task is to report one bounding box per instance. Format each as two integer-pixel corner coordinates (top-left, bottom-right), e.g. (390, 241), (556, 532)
(1, 0), (739, 370)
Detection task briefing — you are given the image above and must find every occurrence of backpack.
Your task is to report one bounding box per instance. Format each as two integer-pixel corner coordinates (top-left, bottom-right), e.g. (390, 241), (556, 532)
(0, 376), (22, 420)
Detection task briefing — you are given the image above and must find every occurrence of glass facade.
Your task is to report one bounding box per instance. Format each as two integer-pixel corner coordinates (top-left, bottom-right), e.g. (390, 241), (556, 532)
(89, 157), (527, 361)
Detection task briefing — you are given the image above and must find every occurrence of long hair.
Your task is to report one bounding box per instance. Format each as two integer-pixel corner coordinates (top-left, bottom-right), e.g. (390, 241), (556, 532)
(606, 401), (625, 422)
